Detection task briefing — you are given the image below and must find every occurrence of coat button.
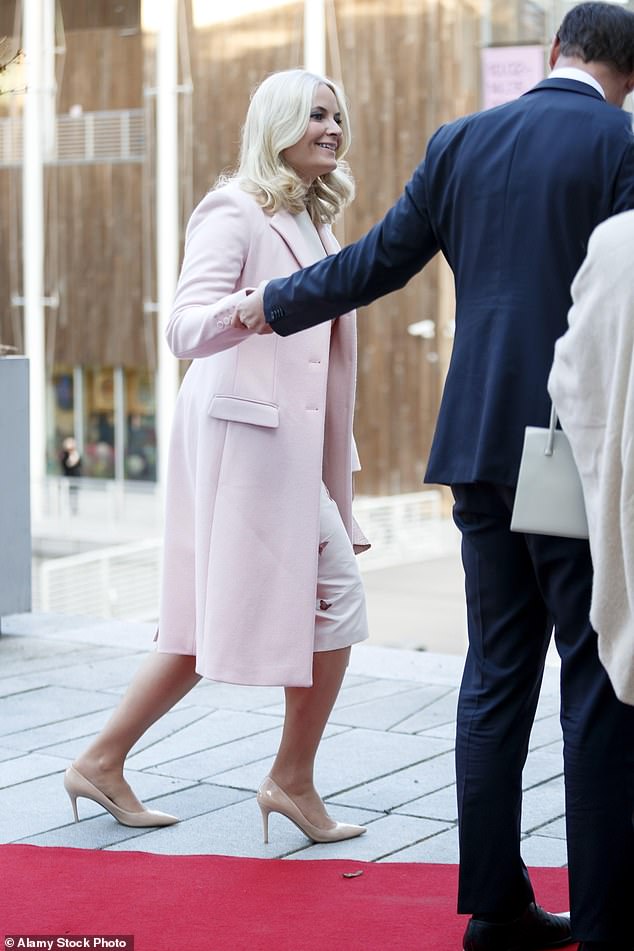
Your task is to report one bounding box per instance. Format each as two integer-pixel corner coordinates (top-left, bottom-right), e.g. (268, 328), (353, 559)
(223, 316), (231, 325)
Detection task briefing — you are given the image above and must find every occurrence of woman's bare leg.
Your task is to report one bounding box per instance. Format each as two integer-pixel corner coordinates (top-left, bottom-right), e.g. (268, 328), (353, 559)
(269, 646), (350, 827)
(72, 652), (200, 812)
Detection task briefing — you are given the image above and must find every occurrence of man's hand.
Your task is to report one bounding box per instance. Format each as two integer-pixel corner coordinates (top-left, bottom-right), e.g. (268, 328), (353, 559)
(231, 281), (273, 334)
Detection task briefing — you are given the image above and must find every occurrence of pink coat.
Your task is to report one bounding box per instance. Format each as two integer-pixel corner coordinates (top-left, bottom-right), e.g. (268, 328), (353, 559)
(157, 183), (364, 687)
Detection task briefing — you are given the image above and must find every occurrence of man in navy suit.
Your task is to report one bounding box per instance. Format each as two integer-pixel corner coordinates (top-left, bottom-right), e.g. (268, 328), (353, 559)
(234, 4), (634, 949)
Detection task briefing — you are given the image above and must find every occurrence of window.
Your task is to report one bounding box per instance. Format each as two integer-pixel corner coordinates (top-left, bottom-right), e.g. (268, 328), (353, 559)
(48, 366), (76, 475)
(124, 368), (156, 481)
(83, 367), (115, 478)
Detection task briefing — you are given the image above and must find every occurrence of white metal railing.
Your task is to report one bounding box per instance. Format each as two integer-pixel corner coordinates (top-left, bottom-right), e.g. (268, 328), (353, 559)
(353, 490), (454, 568)
(33, 490), (458, 620)
(0, 109), (145, 166)
(38, 538), (162, 620)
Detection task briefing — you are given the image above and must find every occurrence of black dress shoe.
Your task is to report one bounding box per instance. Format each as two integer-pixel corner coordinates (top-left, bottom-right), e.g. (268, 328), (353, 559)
(463, 902), (572, 951)
(578, 944), (634, 950)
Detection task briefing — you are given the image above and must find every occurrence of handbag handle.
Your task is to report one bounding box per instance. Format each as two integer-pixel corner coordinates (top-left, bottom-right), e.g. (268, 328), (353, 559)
(545, 402), (558, 457)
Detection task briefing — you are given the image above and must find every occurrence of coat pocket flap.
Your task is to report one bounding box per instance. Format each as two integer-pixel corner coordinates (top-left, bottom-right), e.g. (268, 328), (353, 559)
(208, 395), (280, 428)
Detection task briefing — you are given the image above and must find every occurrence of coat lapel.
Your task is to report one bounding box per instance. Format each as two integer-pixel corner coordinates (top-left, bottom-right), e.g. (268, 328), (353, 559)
(317, 223), (339, 255)
(269, 210), (318, 269)
(269, 210), (339, 267)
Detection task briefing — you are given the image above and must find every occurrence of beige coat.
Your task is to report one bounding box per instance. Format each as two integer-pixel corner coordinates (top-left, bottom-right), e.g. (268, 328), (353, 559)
(548, 210), (634, 704)
(156, 183), (365, 687)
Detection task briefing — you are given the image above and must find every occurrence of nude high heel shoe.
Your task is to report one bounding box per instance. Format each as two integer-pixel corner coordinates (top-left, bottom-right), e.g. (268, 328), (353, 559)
(63, 765), (179, 828)
(256, 776), (366, 844)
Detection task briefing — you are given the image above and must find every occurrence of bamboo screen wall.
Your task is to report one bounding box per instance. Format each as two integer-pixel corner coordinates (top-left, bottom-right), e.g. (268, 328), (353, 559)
(52, 19), (146, 368)
(329, 0), (481, 494)
(0, 0), (482, 496)
(0, 9), (147, 367)
(185, 0), (481, 494)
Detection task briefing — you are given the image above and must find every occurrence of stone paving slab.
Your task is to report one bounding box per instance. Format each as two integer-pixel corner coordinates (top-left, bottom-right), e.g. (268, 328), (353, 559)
(517, 834), (568, 867)
(12, 704), (213, 758)
(362, 554), (467, 656)
(391, 689), (459, 733)
(183, 674), (372, 715)
(0, 657), (134, 700)
(522, 749), (564, 789)
(147, 723), (346, 783)
(1, 707), (121, 752)
(20, 782), (250, 851)
(348, 644), (467, 687)
(290, 813), (452, 862)
(383, 826), (460, 864)
(418, 719), (458, 741)
(327, 684), (454, 732)
(532, 691), (563, 720)
(186, 681), (299, 711)
(256, 676), (426, 719)
(2, 613), (154, 649)
(0, 613), (568, 871)
(0, 685), (117, 736)
(527, 714), (564, 751)
(536, 816), (567, 839)
(0, 768), (189, 842)
(521, 779), (566, 835)
(328, 750), (457, 812)
(0, 751), (71, 789)
(104, 797), (380, 859)
(395, 783), (457, 822)
(0, 639), (134, 680)
(124, 709), (290, 771)
(24, 651), (148, 692)
(209, 728), (455, 798)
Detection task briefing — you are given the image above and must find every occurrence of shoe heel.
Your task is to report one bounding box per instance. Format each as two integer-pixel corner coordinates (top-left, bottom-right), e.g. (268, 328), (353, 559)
(67, 791), (79, 823)
(258, 803), (270, 844)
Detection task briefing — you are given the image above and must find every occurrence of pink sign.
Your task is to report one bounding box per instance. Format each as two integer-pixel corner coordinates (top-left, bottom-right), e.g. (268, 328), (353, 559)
(481, 46), (545, 110)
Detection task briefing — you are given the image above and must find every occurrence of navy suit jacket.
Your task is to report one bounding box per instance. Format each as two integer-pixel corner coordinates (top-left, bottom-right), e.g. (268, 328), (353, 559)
(263, 79), (634, 486)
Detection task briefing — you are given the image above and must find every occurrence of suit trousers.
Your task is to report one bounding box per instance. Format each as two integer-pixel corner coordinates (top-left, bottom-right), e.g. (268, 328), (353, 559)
(451, 483), (634, 942)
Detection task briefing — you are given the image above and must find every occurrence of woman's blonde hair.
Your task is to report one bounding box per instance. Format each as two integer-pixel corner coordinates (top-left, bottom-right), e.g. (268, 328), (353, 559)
(223, 69), (354, 224)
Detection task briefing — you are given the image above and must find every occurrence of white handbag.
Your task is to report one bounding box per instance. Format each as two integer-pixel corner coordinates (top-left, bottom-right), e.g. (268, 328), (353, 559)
(510, 403), (589, 539)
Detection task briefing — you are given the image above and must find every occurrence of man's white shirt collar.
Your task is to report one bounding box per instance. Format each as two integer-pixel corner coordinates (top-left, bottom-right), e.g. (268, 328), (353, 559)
(549, 67), (606, 99)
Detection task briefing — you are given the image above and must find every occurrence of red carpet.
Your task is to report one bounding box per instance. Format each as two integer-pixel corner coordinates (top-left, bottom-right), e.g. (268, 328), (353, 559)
(1, 845), (573, 951)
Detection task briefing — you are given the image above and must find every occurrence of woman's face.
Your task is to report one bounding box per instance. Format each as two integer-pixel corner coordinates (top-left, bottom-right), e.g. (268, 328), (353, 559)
(281, 83), (343, 185)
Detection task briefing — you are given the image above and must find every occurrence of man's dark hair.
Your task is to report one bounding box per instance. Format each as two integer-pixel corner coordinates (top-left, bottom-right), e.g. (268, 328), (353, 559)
(557, 2), (634, 75)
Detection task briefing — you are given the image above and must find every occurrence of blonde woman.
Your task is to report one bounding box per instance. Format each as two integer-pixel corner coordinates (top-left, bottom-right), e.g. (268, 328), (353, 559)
(64, 69), (369, 844)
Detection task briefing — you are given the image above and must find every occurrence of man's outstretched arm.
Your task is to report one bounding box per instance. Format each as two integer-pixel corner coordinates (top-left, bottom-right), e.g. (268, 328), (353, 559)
(233, 159), (440, 336)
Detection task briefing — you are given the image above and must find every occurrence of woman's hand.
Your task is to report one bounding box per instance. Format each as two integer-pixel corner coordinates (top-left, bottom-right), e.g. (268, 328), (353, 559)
(231, 281), (273, 334)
